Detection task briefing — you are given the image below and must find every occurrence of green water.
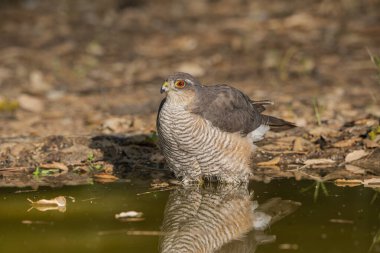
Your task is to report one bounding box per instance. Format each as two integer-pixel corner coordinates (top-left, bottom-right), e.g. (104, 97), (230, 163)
(0, 179), (379, 253)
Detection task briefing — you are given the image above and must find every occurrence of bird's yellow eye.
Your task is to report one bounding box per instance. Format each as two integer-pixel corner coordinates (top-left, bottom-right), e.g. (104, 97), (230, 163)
(175, 80), (186, 89)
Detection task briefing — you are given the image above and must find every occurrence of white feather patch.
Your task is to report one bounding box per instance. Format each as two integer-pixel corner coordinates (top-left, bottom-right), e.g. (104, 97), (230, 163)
(247, 125), (270, 142)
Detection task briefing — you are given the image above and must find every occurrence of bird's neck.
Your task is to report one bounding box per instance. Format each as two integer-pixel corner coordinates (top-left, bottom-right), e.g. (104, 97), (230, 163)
(165, 92), (195, 110)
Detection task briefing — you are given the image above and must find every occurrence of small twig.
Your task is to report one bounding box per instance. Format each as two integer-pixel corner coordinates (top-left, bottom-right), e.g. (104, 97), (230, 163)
(259, 150), (307, 155)
(98, 230), (164, 236)
(312, 97), (322, 126)
(136, 186), (177, 196)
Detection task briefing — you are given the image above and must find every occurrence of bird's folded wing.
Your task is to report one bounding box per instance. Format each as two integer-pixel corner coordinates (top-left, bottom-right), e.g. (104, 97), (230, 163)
(191, 85), (295, 135)
(191, 85), (264, 135)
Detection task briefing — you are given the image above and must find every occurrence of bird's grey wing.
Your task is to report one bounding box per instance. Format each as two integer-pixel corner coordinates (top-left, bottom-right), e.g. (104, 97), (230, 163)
(191, 85), (295, 135)
(191, 85), (264, 135)
(156, 97), (166, 129)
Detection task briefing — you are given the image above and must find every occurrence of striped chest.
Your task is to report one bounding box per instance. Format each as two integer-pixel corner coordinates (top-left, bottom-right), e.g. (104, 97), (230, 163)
(157, 99), (253, 182)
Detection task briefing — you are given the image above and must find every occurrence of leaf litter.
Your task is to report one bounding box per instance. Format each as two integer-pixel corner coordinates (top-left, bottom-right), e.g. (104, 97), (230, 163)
(0, 0), (379, 187)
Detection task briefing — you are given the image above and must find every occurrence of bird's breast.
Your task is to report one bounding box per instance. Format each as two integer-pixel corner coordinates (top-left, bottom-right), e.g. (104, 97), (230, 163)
(157, 100), (254, 179)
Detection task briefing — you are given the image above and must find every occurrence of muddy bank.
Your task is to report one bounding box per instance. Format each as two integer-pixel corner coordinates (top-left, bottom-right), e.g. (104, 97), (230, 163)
(0, 0), (379, 187)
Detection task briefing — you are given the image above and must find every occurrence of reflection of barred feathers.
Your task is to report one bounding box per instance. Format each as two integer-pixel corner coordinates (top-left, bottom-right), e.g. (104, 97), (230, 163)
(157, 72), (295, 184)
(160, 186), (301, 253)
(160, 186), (253, 253)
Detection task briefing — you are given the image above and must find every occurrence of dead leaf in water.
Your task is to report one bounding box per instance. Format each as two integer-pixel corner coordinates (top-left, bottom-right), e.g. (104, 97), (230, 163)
(27, 196), (67, 212)
(115, 211), (143, 219)
(257, 157), (281, 166)
(345, 150), (369, 163)
(28, 196), (66, 207)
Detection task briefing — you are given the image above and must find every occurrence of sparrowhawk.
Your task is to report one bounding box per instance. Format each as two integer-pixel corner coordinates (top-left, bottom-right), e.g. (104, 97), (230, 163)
(157, 72), (295, 184)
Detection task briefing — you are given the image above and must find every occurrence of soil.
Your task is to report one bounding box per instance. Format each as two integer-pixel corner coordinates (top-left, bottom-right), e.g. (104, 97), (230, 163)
(0, 0), (380, 188)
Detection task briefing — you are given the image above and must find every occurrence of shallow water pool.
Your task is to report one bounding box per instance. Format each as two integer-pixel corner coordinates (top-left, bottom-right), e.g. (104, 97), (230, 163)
(0, 179), (379, 253)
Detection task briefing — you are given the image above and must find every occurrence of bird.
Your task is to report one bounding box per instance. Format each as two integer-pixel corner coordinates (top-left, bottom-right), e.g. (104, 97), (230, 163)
(157, 72), (295, 184)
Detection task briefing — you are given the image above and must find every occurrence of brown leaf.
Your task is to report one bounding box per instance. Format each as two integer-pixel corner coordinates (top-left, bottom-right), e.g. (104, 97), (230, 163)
(309, 127), (340, 137)
(257, 157), (281, 166)
(345, 164), (365, 174)
(40, 162), (69, 173)
(334, 179), (362, 187)
(333, 137), (361, 148)
(363, 178), (380, 188)
(104, 165), (114, 174)
(93, 173), (118, 183)
(18, 94), (44, 112)
(303, 158), (335, 166)
(363, 139), (380, 149)
(260, 143), (291, 151)
(293, 137), (304, 151)
(345, 150), (369, 163)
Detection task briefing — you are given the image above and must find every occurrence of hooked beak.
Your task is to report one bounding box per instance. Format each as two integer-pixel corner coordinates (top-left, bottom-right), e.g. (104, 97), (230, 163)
(160, 81), (169, 94)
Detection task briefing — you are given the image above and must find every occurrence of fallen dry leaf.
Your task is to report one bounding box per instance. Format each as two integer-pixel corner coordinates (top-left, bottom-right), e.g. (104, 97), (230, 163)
(18, 94), (44, 112)
(309, 127), (340, 137)
(257, 157), (281, 166)
(292, 137), (304, 151)
(363, 139), (380, 148)
(345, 150), (369, 163)
(303, 158), (335, 166)
(260, 143), (291, 151)
(334, 179), (362, 187)
(333, 137), (361, 148)
(40, 162), (69, 173)
(104, 165), (114, 174)
(363, 178), (380, 188)
(93, 173), (118, 182)
(345, 164), (366, 174)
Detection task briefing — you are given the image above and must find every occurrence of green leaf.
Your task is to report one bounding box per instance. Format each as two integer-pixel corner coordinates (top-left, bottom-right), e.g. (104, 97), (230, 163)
(146, 131), (159, 143)
(87, 152), (95, 162)
(368, 126), (380, 141)
(33, 167), (41, 176)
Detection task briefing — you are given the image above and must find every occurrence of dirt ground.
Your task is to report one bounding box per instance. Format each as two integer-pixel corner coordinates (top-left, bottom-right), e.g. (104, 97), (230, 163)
(0, 0), (379, 188)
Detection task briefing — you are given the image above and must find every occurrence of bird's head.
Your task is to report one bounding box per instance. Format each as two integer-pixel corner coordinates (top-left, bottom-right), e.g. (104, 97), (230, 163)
(161, 72), (200, 104)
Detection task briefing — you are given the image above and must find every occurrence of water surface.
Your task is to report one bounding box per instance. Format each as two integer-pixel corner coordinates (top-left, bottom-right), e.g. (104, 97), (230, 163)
(0, 179), (379, 253)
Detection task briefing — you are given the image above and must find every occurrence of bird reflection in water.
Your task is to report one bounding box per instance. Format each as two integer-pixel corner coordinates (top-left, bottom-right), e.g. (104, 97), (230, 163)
(160, 184), (301, 253)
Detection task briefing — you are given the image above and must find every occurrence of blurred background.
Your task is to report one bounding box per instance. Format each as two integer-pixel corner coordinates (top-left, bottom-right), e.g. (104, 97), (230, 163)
(0, 0), (379, 138)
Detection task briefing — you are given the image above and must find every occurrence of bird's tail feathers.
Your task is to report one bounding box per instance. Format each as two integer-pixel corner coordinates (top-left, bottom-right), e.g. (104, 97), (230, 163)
(261, 115), (296, 132)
